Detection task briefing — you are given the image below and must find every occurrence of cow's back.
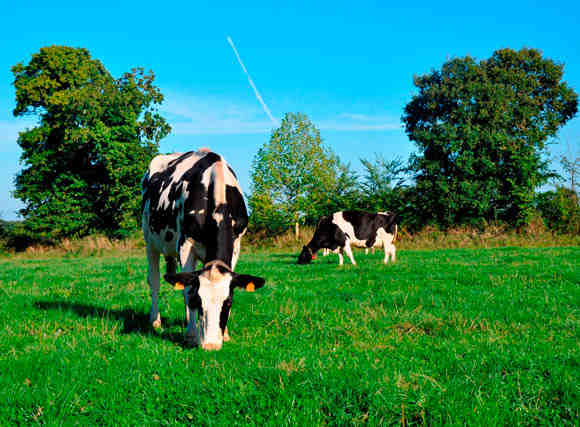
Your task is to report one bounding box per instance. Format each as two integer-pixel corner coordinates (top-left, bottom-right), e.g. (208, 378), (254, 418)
(142, 150), (247, 259)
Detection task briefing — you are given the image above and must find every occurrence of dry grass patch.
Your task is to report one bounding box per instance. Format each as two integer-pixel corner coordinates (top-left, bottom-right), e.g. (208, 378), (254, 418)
(277, 357), (306, 375)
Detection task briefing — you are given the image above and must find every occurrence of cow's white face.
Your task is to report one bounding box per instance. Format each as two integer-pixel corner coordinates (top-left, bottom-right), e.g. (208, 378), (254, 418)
(196, 273), (231, 350)
(164, 265), (265, 351)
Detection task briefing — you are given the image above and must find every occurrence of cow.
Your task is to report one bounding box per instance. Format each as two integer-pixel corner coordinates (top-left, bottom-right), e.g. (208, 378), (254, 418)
(297, 211), (397, 265)
(141, 149), (266, 350)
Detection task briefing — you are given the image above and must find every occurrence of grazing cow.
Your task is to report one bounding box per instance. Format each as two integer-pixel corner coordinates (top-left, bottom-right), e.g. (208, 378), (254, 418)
(297, 211), (397, 265)
(142, 149), (266, 350)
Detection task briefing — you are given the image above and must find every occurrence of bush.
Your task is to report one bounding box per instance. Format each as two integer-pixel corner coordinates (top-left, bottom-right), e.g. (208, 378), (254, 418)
(536, 187), (580, 234)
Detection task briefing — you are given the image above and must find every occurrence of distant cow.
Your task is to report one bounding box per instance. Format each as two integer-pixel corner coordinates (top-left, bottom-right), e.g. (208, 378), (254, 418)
(298, 211), (398, 265)
(142, 149), (266, 350)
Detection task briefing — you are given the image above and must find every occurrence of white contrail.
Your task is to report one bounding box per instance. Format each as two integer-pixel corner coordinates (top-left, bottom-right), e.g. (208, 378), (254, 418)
(227, 36), (278, 126)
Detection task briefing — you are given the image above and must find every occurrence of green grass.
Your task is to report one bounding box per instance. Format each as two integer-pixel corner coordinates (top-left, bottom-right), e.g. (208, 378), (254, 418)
(1, 247), (579, 425)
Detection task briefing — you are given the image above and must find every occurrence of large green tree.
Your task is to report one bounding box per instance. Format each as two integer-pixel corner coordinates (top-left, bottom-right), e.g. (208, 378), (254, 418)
(12, 46), (170, 241)
(248, 112), (353, 234)
(403, 48), (578, 227)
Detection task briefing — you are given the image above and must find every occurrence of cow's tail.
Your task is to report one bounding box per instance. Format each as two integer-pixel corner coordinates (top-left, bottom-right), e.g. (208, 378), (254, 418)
(393, 223), (398, 242)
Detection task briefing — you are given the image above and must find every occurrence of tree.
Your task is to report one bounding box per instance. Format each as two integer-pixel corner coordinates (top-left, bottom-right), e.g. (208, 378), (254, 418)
(403, 48), (578, 228)
(12, 46), (170, 241)
(322, 164), (361, 216)
(560, 149), (580, 193)
(248, 112), (351, 235)
(358, 154), (406, 212)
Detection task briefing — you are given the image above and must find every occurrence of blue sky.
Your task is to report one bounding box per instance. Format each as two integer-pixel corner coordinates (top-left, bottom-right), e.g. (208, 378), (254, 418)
(1, 1), (579, 220)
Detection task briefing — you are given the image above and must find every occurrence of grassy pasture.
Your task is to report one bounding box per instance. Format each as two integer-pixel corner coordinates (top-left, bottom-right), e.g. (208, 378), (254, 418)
(1, 247), (579, 425)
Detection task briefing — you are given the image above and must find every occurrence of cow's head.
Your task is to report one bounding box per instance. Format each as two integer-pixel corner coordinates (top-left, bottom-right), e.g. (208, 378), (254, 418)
(164, 261), (265, 351)
(297, 246), (314, 264)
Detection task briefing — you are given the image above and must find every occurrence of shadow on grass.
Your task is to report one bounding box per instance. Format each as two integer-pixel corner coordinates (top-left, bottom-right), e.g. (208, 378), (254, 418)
(33, 300), (191, 348)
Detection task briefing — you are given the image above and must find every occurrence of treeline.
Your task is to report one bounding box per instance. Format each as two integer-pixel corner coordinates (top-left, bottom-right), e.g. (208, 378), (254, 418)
(247, 115), (580, 236)
(3, 46), (580, 251)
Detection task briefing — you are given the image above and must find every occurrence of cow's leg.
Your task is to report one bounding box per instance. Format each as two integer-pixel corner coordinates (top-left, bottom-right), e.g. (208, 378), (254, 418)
(182, 286), (199, 347)
(179, 239), (199, 346)
(365, 248), (369, 255)
(344, 242), (357, 265)
(383, 240), (390, 264)
(147, 246), (162, 328)
(383, 240), (396, 264)
(337, 249), (344, 265)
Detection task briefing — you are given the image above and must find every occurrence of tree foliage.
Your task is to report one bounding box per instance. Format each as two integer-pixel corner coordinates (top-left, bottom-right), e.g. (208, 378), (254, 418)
(560, 152), (580, 194)
(357, 154), (406, 212)
(248, 112), (353, 232)
(12, 46), (170, 241)
(536, 187), (580, 234)
(403, 48), (578, 227)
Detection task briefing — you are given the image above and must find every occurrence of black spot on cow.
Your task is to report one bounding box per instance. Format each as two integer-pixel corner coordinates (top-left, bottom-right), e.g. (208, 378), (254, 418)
(219, 295), (233, 333)
(226, 185), (248, 236)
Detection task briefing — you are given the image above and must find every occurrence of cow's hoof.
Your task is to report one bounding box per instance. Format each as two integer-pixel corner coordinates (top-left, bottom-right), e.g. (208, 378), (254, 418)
(223, 332), (231, 342)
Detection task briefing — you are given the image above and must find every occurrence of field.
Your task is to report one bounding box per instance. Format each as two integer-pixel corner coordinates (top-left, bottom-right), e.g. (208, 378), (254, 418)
(1, 246), (579, 425)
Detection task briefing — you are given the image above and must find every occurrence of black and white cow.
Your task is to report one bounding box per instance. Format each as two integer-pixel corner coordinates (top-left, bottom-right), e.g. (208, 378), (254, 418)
(142, 149), (266, 350)
(297, 211), (398, 265)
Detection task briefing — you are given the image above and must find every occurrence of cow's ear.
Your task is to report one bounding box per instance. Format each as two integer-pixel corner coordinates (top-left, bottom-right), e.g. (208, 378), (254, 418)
(231, 274), (266, 292)
(164, 271), (201, 291)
